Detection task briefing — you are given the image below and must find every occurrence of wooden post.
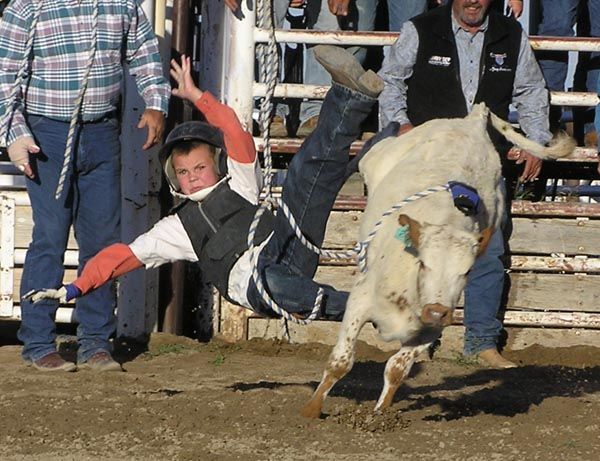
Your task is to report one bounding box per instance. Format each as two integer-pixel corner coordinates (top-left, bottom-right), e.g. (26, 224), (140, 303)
(116, 0), (162, 341)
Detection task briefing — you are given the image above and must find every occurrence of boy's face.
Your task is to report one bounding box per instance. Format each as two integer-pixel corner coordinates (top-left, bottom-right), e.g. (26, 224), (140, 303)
(172, 145), (220, 195)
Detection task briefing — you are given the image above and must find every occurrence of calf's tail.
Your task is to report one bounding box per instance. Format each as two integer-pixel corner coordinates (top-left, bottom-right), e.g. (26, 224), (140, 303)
(488, 111), (576, 160)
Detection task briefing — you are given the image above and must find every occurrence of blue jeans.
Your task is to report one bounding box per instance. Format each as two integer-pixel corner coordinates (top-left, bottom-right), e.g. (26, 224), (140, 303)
(247, 83), (377, 318)
(387, 0), (427, 31)
(538, 0), (600, 130)
(17, 115), (121, 363)
(300, 0), (378, 123)
(463, 225), (506, 356)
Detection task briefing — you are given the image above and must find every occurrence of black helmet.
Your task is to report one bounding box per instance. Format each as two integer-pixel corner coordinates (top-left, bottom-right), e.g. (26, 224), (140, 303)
(159, 121), (228, 196)
(159, 121), (226, 161)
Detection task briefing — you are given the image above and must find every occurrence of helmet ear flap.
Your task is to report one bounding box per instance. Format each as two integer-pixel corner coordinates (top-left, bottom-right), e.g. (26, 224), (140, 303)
(216, 148), (228, 176)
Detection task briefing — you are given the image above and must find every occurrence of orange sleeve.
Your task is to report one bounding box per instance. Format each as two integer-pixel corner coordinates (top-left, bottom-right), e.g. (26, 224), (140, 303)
(194, 92), (256, 164)
(72, 243), (144, 295)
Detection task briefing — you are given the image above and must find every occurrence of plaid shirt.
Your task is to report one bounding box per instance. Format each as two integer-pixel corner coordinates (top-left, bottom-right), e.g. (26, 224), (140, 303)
(0, 0), (170, 144)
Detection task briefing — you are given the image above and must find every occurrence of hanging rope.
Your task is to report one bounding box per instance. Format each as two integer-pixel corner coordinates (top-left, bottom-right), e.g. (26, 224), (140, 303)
(0, 0), (43, 146)
(54, 0), (99, 200)
(256, 0), (279, 195)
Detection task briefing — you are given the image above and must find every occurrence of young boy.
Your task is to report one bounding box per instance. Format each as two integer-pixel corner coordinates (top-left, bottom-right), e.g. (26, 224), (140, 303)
(26, 46), (384, 344)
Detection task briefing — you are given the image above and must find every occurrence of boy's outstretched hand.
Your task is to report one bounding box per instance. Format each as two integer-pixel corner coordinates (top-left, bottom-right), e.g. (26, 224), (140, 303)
(170, 55), (203, 104)
(22, 284), (82, 304)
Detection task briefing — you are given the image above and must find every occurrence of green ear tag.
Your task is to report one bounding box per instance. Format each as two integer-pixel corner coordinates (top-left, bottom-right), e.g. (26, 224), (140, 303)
(395, 225), (412, 247)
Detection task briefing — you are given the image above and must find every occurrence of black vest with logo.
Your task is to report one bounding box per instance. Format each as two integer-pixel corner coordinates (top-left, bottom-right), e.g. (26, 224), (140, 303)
(407, 6), (522, 171)
(176, 182), (275, 302)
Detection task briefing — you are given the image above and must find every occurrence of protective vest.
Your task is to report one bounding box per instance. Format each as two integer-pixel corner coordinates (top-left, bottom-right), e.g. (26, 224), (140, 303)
(176, 181), (275, 302)
(407, 6), (522, 171)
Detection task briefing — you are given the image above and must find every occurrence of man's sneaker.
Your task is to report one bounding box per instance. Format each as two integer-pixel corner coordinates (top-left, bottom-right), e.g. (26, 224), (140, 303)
(313, 45), (384, 98)
(78, 351), (122, 372)
(477, 348), (517, 369)
(27, 352), (77, 372)
(270, 115), (288, 138)
(296, 116), (319, 138)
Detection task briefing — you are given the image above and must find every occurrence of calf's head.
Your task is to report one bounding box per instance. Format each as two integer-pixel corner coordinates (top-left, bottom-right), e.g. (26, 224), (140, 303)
(397, 214), (489, 329)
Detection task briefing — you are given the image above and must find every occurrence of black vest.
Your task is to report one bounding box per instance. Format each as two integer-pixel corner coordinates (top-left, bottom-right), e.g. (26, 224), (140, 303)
(176, 182), (275, 302)
(407, 6), (522, 169)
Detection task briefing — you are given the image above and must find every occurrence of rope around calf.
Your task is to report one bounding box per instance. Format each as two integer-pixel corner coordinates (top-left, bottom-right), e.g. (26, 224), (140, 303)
(247, 185), (452, 324)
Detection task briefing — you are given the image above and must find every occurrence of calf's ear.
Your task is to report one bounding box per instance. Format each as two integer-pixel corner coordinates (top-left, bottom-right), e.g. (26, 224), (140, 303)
(398, 214), (421, 249)
(477, 227), (494, 256)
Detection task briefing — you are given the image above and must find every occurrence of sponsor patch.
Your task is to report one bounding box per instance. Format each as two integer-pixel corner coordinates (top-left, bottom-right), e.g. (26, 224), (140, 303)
(489, 52), (512, 72)
(428, 55), (452, 67)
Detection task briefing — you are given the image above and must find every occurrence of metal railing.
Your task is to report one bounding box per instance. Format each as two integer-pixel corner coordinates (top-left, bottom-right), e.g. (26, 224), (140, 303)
(224, 6), (600, 163)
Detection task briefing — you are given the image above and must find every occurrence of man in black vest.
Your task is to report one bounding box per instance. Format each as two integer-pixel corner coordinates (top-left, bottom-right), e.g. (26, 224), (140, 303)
(378, 0), (553, 368)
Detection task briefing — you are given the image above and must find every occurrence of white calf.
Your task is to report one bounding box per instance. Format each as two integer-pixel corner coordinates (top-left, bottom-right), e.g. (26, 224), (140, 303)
(301, 103), (574, 418)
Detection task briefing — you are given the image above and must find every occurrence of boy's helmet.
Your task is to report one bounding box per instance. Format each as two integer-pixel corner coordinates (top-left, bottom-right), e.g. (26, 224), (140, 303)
(159, 121), (228, 195)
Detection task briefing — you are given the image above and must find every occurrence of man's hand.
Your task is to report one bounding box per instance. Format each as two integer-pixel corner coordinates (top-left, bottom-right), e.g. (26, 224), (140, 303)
(507, 0), (523, 18)
(508, 147), (542, 181)
(398, 123), (414, 136)
(138, 109), (165, 150)
(328, 0), (350, 15)
(7, 136), (39, 179)
(170, 55), (203, 104)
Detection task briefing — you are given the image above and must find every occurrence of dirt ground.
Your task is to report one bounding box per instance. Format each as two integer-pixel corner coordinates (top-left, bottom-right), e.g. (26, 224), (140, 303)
(0, 332), (599, 461)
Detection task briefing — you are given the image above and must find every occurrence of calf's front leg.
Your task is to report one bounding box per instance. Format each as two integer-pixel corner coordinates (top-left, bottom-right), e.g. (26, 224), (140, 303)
(300, 294), (370, 419)
(374, 342), (431, 413)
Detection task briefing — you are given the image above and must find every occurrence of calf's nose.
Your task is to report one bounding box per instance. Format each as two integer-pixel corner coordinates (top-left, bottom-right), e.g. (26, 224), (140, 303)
(421, 303), (453, 327)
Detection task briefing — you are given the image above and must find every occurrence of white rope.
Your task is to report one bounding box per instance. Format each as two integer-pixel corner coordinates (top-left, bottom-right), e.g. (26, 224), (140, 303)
(247, 182), (451, 326)
(54, 0), (99, 200)
(356, 184), (450, 272)
(247, 197), (323, 326)
(256, 0), (279, 195)
(0, 0), (43, 146)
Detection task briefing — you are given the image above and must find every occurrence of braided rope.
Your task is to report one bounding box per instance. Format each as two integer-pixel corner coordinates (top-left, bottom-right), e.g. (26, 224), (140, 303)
(0, 0), (43, 146)
(246, 182), (451, 326)
(357, 184), (450, 272)
(254, 0), (323, 332)
(247, 198), (323, 326)
(54, 0), (99, 200)
(256, 0), (279, 195)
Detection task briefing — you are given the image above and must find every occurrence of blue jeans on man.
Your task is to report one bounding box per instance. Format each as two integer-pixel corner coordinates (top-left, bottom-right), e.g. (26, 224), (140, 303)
(463, 227), (505, 355)
(387, 0), (428, 32)
(537, 0), (600, 132)
(18, 115), (121, 363)
(247, 83), (376, 318)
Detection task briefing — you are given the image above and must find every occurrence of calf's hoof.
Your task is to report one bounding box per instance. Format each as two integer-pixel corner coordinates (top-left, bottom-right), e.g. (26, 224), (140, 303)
(300, 399), (323, 419)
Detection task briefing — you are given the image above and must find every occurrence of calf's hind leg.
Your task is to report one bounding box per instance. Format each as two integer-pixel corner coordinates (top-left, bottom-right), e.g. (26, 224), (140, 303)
(374, 342), (431, 413)
(300, 297), (370, 419)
